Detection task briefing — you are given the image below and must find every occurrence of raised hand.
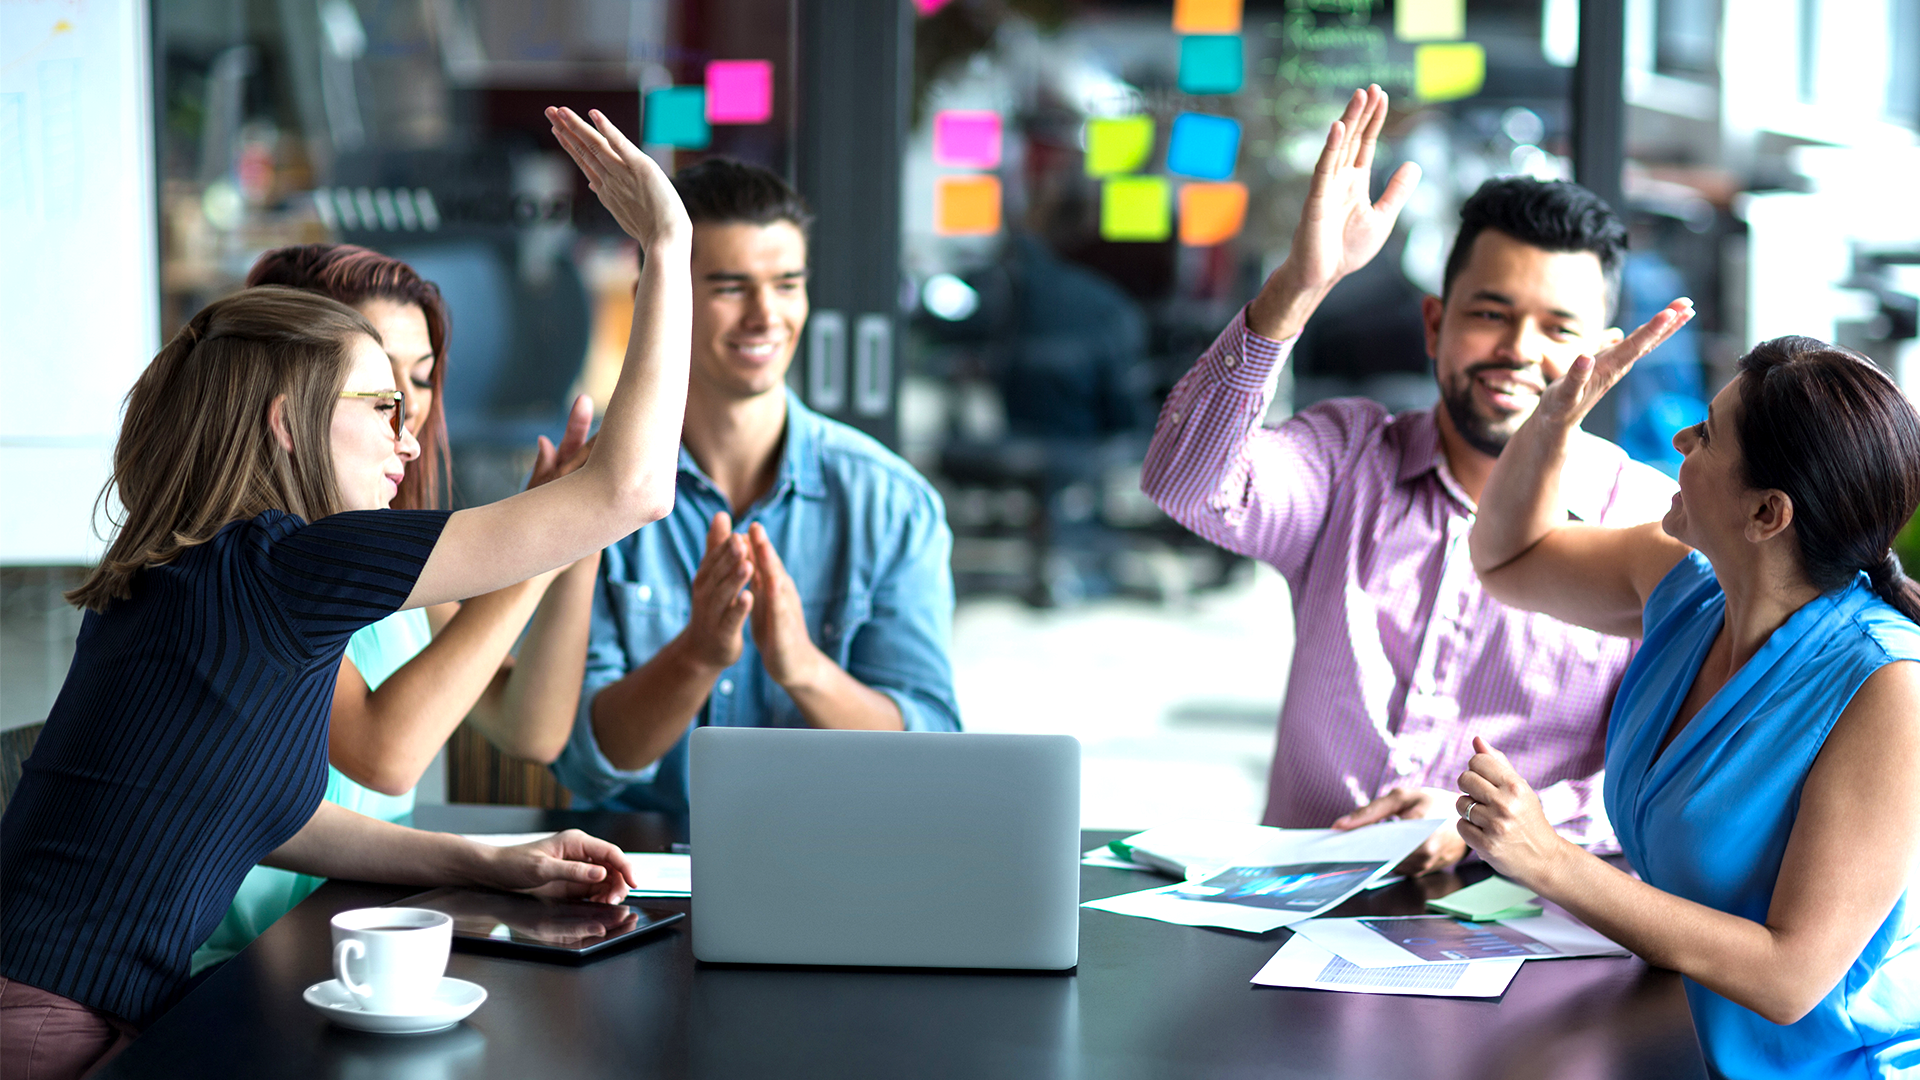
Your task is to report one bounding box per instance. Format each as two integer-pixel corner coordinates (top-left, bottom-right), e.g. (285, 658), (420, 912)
(1533, 298), (1696, 432)
(1248, 86), (1421, 340)
(678, 512), (753, 672)
(547, 106), (690, 251)
(745, 523), (826, 691)
(528, 394), (596, 490)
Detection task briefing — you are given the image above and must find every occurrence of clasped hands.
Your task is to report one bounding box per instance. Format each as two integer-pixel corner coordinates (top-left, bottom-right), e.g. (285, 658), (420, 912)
(676, 511), (828, 692)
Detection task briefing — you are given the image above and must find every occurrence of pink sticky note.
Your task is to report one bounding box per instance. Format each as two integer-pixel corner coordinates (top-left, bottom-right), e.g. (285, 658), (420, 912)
(933, 110), (1002, 170)
(914, 0), (957, 13)
(706, 60), (773, 124)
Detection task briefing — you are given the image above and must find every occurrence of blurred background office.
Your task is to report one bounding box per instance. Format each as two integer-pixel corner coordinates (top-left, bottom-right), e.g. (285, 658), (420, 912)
(4, 0), (1918, 827)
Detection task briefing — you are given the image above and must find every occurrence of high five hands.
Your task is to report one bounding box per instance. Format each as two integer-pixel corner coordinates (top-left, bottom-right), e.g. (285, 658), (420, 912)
(1247, 85), (1422, 341)
(1531, 299), (1697, 432)
(546, 106), (690, 251)
(680, 513), (828, 691)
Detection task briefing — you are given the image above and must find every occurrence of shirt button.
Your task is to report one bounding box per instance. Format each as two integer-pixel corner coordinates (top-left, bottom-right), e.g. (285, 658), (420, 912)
(718, 679), (734, 696)
(822, 621), (834, 637)
(636, 585), (652, 602)
(1223, 353), (1238, 368)
(1170, 409), (1183, 424)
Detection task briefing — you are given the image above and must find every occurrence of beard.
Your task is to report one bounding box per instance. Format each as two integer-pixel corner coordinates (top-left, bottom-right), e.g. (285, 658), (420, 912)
(1438, 363), (1539, 458)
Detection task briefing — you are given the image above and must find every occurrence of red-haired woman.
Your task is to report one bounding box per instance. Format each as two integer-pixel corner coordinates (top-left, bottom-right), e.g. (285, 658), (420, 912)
(184, 243), (601, 973)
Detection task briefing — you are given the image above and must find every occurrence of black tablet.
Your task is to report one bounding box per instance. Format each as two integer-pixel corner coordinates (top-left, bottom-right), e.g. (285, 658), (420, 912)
(391, 887), (685, 963)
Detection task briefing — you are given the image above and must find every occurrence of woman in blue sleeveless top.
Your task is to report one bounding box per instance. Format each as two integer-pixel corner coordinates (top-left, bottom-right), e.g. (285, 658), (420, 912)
(1464, 321), (1920, 1079)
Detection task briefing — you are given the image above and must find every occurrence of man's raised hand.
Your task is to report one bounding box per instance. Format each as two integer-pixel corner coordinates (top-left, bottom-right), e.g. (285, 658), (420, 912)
(1247, 86), (1421, 341)
(547, 106), (690, 251)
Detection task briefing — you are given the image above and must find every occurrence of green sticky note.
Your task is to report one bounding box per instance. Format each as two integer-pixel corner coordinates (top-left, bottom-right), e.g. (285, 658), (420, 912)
(1426, 875), (1542, 921)
(1100, 177), (1171, 242)
(644, 86), (711, 149)
(1085, 116), (1156, 177)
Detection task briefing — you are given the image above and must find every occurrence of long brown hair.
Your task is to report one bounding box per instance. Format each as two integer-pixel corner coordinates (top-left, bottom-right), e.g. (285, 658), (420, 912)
(246, 244), (452, 510)
(67, 287), (379, 612)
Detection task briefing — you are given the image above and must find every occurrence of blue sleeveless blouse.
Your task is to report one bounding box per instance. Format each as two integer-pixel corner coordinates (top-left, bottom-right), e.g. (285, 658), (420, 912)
(1606, 552), (1920, 1079)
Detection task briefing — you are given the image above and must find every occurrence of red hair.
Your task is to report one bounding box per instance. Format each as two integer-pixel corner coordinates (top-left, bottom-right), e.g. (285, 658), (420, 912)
(246, 244), (452, 511)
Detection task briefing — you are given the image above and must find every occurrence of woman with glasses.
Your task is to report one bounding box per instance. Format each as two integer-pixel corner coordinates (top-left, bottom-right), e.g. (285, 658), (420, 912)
(185, 241), (602, 974)
(0, 108), (681, 1080)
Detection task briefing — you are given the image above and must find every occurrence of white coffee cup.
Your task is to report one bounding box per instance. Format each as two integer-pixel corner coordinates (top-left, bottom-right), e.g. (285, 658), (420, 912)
(331, 907), (453, 1014)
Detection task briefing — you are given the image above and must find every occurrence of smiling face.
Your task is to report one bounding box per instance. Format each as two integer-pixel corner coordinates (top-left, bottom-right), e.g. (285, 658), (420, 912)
(329, 334), (421, 511)
(355, 297), (436, 438)
(1425, 229), (1618, 458)
(688, 220), (809, 404)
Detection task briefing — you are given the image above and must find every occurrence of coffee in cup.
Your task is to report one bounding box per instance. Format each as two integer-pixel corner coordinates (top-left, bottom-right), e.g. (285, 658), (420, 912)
(331, 907), (453, 1013)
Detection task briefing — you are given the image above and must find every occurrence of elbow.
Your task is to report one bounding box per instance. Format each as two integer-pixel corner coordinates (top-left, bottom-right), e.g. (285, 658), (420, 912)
(511, 731), (568, 767)
(1753, 985), (1828, 1027)
(611, 476), (675, 528)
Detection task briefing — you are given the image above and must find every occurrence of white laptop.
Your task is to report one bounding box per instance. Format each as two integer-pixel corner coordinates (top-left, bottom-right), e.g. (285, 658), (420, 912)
(689, 727), (1081, 970)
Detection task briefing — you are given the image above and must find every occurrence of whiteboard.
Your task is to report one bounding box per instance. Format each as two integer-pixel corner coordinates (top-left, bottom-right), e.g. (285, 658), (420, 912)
(0, 0), (157, 564)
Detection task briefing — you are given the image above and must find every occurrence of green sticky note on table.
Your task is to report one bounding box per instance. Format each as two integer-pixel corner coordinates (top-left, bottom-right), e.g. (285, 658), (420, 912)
(1085, 116), (1155, 177)
(1426, 875), (1543, 921)
(1100, 176), (1171, 242)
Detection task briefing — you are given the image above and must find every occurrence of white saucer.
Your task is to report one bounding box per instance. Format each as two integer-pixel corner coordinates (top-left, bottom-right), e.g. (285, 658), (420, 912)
(303, 977), (487, 1034)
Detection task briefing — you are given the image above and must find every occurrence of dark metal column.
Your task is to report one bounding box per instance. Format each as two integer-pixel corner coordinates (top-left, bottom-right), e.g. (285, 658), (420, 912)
(1572, 0), (1627, 438)
(792, 0), (911, 448)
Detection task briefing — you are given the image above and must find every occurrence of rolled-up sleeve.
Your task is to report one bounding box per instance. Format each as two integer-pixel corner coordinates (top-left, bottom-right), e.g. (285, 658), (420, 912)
(851, 485), (961, 733)
(551, 559), (667, 805)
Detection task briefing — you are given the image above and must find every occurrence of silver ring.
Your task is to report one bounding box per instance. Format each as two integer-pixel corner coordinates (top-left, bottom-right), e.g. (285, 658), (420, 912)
(1464, 801), (1477, 826)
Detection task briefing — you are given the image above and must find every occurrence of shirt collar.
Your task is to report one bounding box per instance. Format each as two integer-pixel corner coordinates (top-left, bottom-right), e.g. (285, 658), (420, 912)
(675, 388), (828, 503)
(1395, 404), (1608, 522)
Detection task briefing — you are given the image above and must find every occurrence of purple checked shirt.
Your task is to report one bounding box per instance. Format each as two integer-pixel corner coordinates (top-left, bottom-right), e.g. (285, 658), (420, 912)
(1142, 310), (1677, 848)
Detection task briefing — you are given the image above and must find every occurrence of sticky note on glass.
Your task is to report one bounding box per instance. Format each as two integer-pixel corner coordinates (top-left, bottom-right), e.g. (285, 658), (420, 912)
(1084, 116), (1155, 177)
(1101, 177), (1171, 242)
(1179, 181), (1247, 245)
(706, 61), (773, 124)
(1166, 113), (1241, 181)
(1395, 0), (1466, 41)
(1174, 0), (1244, 33)
(1178, 35), (1244, 95)
(644, 87), (710, 149)
(935, 175), (1001, 236)
(933, 110), (1003, 170)
(1425, 875), (1543, 921)
(1415, 42), (1486, 102)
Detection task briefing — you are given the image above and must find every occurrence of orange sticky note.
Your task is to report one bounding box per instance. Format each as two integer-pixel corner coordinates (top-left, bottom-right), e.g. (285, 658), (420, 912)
(935, 175), (1001, 236)
(1174, 0), (1243, 33)
(1179, 182), (1247, 246)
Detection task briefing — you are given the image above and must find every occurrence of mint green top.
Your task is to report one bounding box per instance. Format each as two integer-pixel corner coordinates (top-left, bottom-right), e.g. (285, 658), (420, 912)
(188, 607), (435, 973)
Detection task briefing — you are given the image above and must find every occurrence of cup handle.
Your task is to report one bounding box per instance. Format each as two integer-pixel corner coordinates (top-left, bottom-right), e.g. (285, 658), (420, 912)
(333, 939), (372, 1003)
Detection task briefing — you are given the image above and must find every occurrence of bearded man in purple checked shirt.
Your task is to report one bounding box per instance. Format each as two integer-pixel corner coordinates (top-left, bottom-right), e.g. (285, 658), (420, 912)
(1142, 86), (1691, 875)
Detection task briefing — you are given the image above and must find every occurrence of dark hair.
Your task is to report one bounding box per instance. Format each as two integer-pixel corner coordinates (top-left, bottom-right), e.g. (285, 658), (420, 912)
(1735, 335), (1920, 625)
(70, 288), (376, 611)
(1441, 177), (1629, 318)
(246, 244), (452, 511)
(671, 158), (814, 236)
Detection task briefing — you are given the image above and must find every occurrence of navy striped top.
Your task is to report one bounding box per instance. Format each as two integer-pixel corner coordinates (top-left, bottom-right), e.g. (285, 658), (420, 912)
(0, 508), (449, 1024)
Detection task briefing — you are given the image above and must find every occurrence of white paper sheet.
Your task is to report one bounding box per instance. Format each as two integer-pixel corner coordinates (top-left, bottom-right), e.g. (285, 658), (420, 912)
(622, 852), (691, 896)
(1250, 934), (1523, 998)
(1290, 911), (1629, 968)
(1081, 819), (1446, 932)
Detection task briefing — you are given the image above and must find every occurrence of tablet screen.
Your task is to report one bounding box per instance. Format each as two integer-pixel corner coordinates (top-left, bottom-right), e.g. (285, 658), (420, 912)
(392, 887), (684, 958)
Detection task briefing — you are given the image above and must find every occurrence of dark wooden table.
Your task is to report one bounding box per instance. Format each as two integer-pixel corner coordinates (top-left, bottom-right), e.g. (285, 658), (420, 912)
(101, 806), (1706, 1079)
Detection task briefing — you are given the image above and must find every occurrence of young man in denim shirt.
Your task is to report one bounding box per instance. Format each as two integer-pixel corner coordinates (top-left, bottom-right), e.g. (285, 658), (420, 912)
(553, 160), (961, 813)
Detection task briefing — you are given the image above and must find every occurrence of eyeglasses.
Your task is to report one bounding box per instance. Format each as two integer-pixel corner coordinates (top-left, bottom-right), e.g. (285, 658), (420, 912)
(339, 390), (407, 440)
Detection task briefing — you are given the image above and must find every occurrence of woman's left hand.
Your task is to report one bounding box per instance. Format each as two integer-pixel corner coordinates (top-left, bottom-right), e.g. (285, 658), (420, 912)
(1455, 736), (1571, 888)
(478, 829), (636, 904)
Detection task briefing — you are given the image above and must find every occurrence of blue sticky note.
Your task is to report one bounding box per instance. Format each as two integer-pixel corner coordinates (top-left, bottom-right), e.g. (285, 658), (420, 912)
(644, 86), (710, 149)
(1179, 35), (1243, 95)
(1167, 113), (1241, 180)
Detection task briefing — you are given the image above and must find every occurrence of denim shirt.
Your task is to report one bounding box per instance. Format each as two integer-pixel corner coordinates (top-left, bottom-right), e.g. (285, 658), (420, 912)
(553, 393), (961, 812)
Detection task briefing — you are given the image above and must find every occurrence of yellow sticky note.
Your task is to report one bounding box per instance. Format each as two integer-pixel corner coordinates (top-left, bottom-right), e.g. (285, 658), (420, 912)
(1085, 116), (1156, 177)
(1415, 42), (1485, 102)
(1395, 0), (1465, 41)
(1179, 182), (1247, 246)
(935, 175), (1001, 236)
(1173, 0), (1243, 34)
(1101, 177), (1171, 242)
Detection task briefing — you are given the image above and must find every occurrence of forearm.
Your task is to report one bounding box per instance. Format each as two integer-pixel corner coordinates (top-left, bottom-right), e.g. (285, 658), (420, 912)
(580, 242), (691, 513)
(784, 659), (905, 731)
(263, 801), (491, 886)
(590, 635), (723, 771)
(1470, 412), (1575, 574)
(1245, 259), (1335, 342)
(331, 579), (553, 795)
(468, 553), (601, 764)
(1532, 845), (1823, 1025)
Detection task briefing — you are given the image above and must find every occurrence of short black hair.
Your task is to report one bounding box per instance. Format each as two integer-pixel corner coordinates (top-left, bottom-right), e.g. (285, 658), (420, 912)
(671, 158), (814, 236)
(1440, 177), (1628, 317)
